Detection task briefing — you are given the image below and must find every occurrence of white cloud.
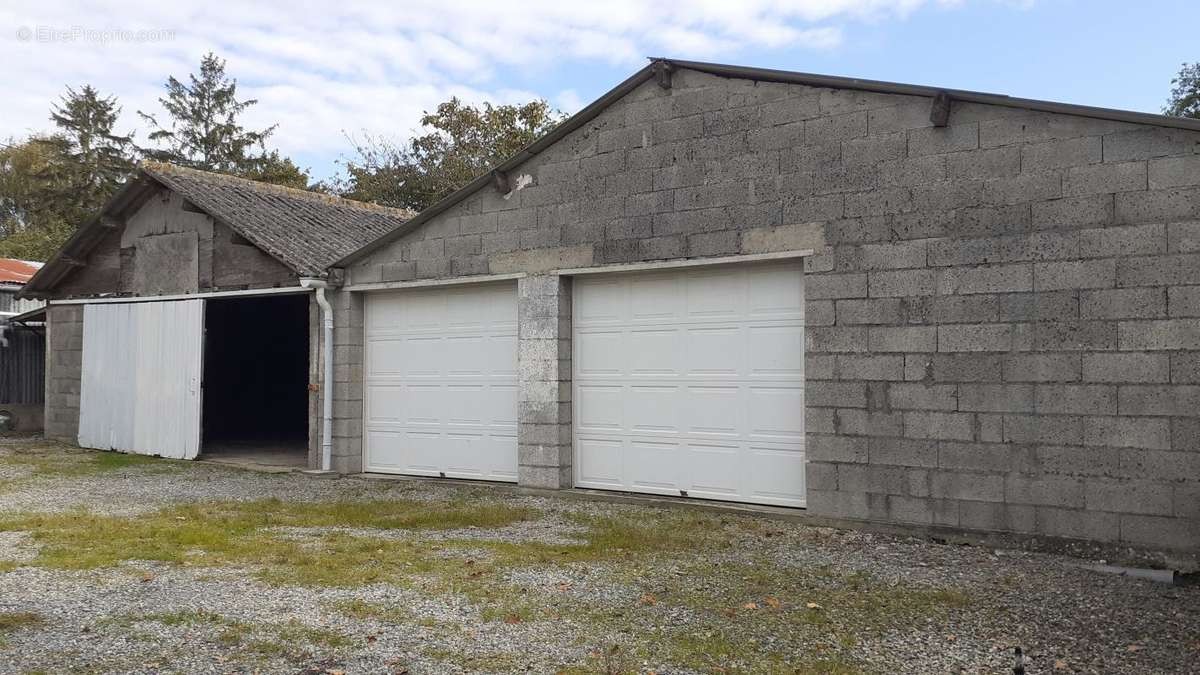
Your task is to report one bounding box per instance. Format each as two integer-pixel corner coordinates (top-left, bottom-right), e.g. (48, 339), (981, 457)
(0, 0), (979, 179)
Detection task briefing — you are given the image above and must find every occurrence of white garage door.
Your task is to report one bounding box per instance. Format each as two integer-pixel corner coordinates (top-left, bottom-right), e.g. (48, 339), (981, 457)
(78, 300), (205, 459)
(364, 282), (518, 481)
(573, 262), (806, 507)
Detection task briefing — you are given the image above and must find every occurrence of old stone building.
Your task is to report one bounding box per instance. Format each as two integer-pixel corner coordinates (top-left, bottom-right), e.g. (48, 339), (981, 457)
(30, 60), (1200, 568)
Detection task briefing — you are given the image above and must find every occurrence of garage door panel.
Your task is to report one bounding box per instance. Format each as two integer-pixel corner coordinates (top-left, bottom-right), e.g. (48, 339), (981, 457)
(748, 267), (805, 317)
(628, 440), (682, 491)
(686, 327), (742, 375)
(686, 272), (741, 319)
(576, 384), (623, 431)
(686, 386), (741, 436)
(748, 386), (806, 441)
(747, 447), (806, 506)
(365, 282), (518, 482)
(627, 329), (680, 375)
(574, 279), (624, 325)
(575, 330), (624, 375)
(367, 339), (406, 375)
(627, 385), (680, 434)
(748, 325), (805, 375)
(575, 262), (806, 507)
(630, 276), (679, 321)
(575, 437), (624, 487)
(687, 442), (741, 497)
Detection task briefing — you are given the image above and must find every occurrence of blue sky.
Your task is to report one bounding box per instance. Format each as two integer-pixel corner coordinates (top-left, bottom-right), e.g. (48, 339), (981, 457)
(3, 1), (1196, 183)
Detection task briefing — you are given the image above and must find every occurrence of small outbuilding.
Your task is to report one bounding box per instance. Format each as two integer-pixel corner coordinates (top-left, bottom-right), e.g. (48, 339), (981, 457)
(22, 162), (410, 467)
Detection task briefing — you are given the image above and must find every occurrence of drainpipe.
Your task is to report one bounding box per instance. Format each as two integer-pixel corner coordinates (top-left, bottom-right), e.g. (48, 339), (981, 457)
(300, 278), (334, 472)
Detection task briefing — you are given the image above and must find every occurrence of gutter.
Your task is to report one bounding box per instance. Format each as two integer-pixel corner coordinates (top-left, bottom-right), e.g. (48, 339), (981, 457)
(299, 278), (335, 473)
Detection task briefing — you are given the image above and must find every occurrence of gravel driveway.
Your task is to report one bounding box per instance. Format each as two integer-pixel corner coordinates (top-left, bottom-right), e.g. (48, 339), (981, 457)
(0, 438), (1196, 674)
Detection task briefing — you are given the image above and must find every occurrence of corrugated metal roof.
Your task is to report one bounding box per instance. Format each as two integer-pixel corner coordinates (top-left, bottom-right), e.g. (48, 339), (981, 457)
(0, 259), (44, 284)
(336, 57), (1200, 266)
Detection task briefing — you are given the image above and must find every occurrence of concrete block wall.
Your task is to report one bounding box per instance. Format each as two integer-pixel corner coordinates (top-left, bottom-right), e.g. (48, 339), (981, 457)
(343, 67), (1200, 558)
(328, 289), (365, 474)
(44, 304), (83, 442)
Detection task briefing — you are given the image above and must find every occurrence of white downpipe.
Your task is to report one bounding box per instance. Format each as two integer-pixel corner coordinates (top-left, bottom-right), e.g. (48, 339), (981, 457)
(300, 278), (334, 472)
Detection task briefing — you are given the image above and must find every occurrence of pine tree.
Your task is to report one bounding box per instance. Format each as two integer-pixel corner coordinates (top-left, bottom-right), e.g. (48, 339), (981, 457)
(139, 52), (307, 186)
(41, 85), (136, 218)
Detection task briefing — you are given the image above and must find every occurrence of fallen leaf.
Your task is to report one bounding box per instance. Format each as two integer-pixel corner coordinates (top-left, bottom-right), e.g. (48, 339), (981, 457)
(721, 607), (737, 618)
(946, 634), (957, 642)
(140, 573), (154, 583)
(805, 602), (822, 610)
(1054, 659), (1068, 670)
(764, 596), (781, 609)
(366, 634), (377, 643)
(742, 602), (759, 610)
(503, 614), (522, 624)
(326, 670), (346, 675)
(1126, 644), (1143, 652)
(557, 582), (571, 592)
(639, 593), (657, 606)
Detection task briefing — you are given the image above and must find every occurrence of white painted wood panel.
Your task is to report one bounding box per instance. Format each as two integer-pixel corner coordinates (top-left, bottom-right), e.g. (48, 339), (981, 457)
(364, 282), (518, 481)
(573, 262), (806, 507)
(78, 300), (204, 459)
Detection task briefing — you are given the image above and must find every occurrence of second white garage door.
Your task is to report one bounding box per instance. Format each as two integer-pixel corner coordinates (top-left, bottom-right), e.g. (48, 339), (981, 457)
(573, 262), (807, 507)
(364, 282), (518, 481)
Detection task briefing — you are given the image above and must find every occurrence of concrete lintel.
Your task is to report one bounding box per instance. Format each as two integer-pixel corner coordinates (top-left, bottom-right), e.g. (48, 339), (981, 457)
(48, 286), (312, 305)
(554, 250), (813, 277)
(345, 272), (527, 293)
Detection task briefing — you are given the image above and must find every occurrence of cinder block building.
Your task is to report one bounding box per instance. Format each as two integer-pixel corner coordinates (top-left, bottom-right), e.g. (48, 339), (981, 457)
(26, 60), (1200, 568)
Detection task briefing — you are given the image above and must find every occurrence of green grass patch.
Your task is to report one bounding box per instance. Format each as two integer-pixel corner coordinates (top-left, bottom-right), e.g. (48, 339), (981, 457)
(0, 497), (538, 586)
(0, 445), (180, 480)
(0, 611), (43, 632)
(332, 599), (418, 624)
(0, 611), (44, 649)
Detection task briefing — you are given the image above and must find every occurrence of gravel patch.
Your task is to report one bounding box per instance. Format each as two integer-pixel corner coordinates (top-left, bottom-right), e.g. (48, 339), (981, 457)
(0, 439), (1196, 674)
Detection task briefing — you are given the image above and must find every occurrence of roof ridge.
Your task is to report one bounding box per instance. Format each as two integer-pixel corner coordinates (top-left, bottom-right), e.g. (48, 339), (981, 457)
(138, 161), (416, 219)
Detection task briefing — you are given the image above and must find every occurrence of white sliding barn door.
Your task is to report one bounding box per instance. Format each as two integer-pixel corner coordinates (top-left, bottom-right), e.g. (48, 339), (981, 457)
(78, 300), (204, 459)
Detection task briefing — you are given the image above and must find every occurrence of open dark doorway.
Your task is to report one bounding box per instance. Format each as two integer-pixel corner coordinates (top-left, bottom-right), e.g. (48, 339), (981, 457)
(201, 293), (309, 468)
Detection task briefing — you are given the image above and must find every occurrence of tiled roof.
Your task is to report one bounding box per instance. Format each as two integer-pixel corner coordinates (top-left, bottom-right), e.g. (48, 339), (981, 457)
(141, 162), (412, 276)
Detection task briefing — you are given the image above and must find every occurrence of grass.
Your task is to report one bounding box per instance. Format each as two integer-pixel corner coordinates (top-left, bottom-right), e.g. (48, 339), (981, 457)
(0, 444), (179, 481)
(0, 497), (539, 586)
(0, 611), (43, 632)
(0, 611), (44, 649)
(0, 443), (981, 673)
(332, 599), (417, 624)
(97, 609), (352, 660)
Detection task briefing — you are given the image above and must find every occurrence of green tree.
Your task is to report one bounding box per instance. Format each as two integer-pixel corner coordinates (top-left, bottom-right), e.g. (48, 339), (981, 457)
(0, 137), (76, 260)
(38, 85), (136, 223)
(338, 97), (564, 211)
(139, 52), (310, 187)
(1164, 62), (1200, 119)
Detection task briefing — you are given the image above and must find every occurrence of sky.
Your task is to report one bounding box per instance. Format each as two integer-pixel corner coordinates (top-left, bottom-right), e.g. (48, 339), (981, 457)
(2, 0), (1196, 182)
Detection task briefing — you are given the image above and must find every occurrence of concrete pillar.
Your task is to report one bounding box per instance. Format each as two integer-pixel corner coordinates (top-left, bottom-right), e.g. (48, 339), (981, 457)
(517, 274), (573, 488)
(329, 289), (364, 474)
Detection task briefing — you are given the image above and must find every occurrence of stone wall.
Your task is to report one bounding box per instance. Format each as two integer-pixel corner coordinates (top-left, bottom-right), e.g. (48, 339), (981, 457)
(348, 67), (1196, 559)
